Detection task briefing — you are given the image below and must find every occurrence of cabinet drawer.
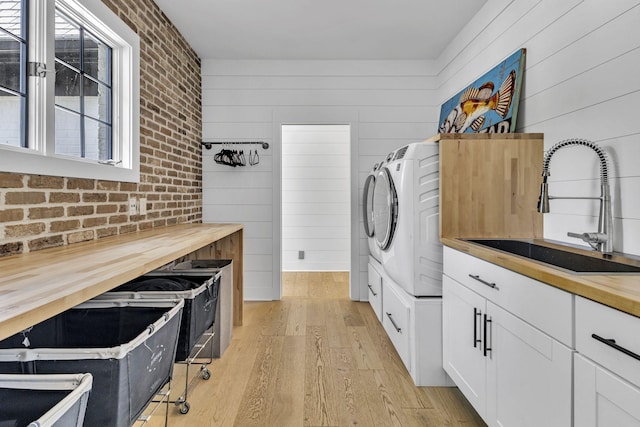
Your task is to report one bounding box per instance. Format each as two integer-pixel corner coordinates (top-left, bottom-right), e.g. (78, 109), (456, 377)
(443, 247), (573, 346)
(382, 280), (411, 368)
(367, 261), (383, 322)
(576, 296), (640, 388)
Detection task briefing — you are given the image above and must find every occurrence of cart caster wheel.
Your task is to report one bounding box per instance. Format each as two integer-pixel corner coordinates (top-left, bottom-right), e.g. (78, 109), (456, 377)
(201, 368), (211, 380)
(179, 402), (190, 414)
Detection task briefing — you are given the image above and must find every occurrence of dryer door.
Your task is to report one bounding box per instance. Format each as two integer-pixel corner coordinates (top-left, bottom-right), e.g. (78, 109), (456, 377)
(363, 174), (376, 237)
(372, 167), (398, 250)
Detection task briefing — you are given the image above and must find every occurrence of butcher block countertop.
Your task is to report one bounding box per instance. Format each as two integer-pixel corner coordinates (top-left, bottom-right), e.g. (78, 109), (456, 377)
(443, 237), (640, 318)
(0, 223), (243, 341)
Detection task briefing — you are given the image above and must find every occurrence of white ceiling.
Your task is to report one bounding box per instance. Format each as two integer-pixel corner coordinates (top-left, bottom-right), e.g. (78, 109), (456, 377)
(154, 0), (487, 60)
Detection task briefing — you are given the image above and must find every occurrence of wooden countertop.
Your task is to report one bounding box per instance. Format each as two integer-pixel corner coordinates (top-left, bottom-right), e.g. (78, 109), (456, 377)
(442, 237), (640, 317)
(0, 223), (243, 341)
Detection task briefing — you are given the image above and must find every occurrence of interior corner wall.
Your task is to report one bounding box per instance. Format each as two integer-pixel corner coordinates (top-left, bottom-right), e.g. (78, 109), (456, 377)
(201, 60), (439, 301)
(438, 0), (640, 256)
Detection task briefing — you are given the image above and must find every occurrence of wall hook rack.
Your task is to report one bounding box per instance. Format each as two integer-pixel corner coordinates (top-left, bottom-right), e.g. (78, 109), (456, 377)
(202, 141), (269, 150)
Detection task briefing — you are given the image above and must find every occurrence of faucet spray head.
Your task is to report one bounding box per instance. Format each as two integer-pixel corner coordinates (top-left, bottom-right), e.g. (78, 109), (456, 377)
(537, 176), (549, 213)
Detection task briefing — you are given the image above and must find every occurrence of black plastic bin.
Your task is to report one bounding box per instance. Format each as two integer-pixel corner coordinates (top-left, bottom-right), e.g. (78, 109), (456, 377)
(104, 272), (221, 362)
(0, 373), (92, 427)
(0, 298), (184, 427)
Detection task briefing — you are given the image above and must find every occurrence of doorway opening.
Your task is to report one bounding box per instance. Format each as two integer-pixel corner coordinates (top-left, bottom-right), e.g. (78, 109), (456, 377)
(280, 124), (351, 298)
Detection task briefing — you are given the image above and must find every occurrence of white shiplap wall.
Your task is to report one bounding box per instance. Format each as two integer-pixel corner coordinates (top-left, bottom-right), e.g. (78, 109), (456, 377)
(440, 0), (640, 255)
(203, 0), (640, 301)
(281, 125), (351, 271)
(202, 60), (437, 300)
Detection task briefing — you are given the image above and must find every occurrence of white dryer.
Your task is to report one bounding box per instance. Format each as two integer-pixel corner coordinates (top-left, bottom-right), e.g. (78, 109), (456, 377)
(372, 142), (442, 296)
(362, 161), (382, 263)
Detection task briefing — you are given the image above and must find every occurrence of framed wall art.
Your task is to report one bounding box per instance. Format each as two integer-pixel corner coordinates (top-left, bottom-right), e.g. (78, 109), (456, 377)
(438, 48), (526, 134)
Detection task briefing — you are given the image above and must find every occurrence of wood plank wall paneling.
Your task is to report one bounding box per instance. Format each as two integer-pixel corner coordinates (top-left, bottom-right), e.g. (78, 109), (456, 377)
(440, 0), (640, 255)
(282, 125), (350, 271)
(202, 60), (437, 301)
(203, 0), (640, 301)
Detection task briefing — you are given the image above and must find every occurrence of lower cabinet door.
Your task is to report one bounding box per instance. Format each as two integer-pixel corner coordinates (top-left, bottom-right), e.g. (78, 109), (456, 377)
(486, 302), (573, 427)
(575, 353), (640, 427)
(442, 275), (487, 419)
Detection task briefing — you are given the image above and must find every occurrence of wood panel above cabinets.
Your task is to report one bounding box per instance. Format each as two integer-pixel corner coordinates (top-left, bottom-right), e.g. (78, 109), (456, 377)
(427, 133), (544, 240)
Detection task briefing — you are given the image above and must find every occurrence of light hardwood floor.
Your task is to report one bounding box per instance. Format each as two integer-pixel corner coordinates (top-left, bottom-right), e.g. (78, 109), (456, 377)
(143, 272), (485, 427)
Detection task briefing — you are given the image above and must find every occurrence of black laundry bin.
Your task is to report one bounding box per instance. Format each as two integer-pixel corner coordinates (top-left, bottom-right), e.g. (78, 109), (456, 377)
(104, 271), (221, 362)
(0, 298), (184, 427)
(0, 373), (93, 427)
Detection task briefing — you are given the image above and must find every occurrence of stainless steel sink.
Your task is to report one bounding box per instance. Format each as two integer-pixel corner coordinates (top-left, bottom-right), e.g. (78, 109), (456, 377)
(466, 239), (640, 274)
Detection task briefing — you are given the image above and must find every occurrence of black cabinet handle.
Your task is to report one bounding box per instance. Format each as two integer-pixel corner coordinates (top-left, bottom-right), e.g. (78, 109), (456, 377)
(484, 314), (492, 357)
(469, 274), (499, 290)
(386, 312), (401, 333)
(592, 334), (640, 362)
(473, 308), (482, 349)
(367, 284), (377, 297)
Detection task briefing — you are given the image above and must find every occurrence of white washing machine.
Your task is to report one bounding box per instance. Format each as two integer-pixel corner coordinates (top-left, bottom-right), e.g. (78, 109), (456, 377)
(363, 161), (383, 263)
(372, 142), (442, 296)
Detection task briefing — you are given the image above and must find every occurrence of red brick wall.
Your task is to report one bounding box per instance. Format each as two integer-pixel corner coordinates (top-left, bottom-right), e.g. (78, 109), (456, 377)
(0, 0), (202, 257)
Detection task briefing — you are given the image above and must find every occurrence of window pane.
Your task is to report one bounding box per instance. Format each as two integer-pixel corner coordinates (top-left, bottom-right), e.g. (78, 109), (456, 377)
(0, 91), (23, 147)
(55, 12), (80, 69)
(55, 106), (82, 157)
(53, 7), (113, 162)
(55, 62), (81, 113)
(84, 116), (110, 161)
(0, 0), (24, 39)
(84, 77), (110, 122)
(84, 31), (111, 84)
(0, 0), (25, 148)
(0, 31), (21, 92)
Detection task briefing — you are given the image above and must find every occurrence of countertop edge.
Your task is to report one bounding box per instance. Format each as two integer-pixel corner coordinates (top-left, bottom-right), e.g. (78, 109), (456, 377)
(0, 223), (244, 340)
(442, 237), (640, 318)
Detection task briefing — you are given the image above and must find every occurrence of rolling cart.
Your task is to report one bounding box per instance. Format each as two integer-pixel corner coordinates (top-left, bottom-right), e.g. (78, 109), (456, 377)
(0, 373), (93, 427)
(99, 271), (221, 414)
(0, 298), (184, 427)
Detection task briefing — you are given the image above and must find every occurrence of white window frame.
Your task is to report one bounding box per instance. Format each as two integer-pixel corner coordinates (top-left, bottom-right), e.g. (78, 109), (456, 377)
(0, 0), (140, 182)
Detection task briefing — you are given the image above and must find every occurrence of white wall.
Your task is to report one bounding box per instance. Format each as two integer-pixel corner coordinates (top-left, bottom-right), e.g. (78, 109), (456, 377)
(440, 0), (640, 256)
(201, 60), (437, 300)
(203, 0), (640, 301)
(282, 124), (350, 271)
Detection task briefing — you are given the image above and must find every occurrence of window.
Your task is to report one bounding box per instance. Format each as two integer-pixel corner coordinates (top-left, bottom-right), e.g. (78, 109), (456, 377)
(0, 0), (139, 182)
(55, 9), (112, 161)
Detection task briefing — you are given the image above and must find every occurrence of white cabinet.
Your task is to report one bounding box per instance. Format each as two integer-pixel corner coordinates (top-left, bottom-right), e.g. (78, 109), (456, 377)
(574, 296), (640, 427)
(443, 275), (487, 412)
(575, 354), (640, 427)
(443, 247), (573, 427)
(486, 301), (572, 427)
(383, 277), (452, 386)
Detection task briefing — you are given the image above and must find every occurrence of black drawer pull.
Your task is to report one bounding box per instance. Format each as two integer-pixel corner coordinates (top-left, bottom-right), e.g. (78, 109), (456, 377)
(473, 308), (482, 349)
(367, 284), (377, 297)
(484, 314), (492, 357)
(386, 312), (402, 333)
(592, 334), (640, 362)
(469, 274), (499, 290)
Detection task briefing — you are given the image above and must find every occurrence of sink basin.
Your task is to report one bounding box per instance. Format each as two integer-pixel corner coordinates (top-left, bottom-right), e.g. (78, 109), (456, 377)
(466, 239), (640, 274)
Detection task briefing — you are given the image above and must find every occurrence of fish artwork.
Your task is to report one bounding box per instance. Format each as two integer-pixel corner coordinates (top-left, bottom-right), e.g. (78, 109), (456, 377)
(437, 48), (526, 134)
(439, 70), (516, 134)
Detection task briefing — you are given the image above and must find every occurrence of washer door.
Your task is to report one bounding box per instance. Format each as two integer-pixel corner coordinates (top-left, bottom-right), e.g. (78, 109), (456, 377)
(372, 167), (398, 250)
(362, 174), (376, 238)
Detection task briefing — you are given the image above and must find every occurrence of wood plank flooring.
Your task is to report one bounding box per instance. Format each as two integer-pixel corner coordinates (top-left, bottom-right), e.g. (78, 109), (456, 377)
(143, 272), (485, 427)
